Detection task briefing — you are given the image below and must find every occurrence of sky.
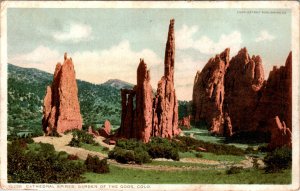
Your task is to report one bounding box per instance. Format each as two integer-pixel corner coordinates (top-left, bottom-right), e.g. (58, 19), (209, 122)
(8, 8), (291, 101)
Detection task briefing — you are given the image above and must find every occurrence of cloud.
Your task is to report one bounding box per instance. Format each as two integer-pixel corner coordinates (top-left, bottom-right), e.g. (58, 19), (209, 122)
(9, 46), (61, 72)
(255, 30), (275, 42)
(176, 25), (242, 55)
(53, 23), (92, 43)
(174, 55), (206, 101)
(9, 41), (163, 87)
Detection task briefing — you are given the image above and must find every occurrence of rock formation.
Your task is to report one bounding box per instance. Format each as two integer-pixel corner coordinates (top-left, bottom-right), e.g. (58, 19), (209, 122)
(117, 19), (181, 142)
(253, 52), (292, 132)
(192, 48), (231, 136)
(152, 19), (181, 138)
(223, 47), (265, 133)
(99, 120), (111, 138)
(192, 48), (292, 148)
(118, 59), (153, 142)
(179, 115), (191, 129)
(42, 54), (82, 135)
(268, 116), (292, 149)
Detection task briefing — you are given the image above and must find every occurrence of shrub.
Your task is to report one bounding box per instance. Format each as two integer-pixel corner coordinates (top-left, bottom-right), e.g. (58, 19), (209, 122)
(264, 146), (292, 173)
(226, 166), (243, 175)
(68, 130), (96, 147)
(133, 147), (151, 164)
(102, 147), (109, 152)
(8, 141), (86, 183)
(85, 155), (109, 174)
(108, 147), (135, 164)
(68, 137), (80, 147)
(147, 137), (179, 161)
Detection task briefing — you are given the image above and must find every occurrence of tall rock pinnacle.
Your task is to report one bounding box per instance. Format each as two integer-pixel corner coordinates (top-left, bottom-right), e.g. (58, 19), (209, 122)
(42, 54), (82, 135)
(117, 19), (180, 142)
(164, 19), (175, 82)
(152, 19), (181, 138)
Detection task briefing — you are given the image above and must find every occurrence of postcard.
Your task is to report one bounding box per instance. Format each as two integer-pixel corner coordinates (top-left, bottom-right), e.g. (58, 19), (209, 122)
(0, 1), (299, 191)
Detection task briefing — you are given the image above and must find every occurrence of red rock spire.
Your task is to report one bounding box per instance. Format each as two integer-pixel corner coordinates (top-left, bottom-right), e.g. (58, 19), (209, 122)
(42, 54), (82, 135)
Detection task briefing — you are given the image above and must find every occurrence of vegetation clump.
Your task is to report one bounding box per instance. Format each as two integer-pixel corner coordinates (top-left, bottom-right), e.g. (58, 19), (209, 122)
(108, 139), (151, 164)
(85, 154), (110, 174)
(8, 140), (86, 183)
(263, 146), (292, 173)
(108, 138), (180, 164)
(68, 130), (98, 147)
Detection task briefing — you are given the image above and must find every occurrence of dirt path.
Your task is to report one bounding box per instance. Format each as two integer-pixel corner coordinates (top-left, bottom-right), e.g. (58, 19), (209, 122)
(33, 134), (255, 171)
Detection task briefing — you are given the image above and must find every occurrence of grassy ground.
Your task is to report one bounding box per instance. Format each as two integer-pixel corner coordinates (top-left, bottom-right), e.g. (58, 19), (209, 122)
(80, 143), (109, 154)
(183, 127), (266, 149)
(179, 151), (245, 163)
(83, 165), (291, 184)
(149, 160), (217, 168)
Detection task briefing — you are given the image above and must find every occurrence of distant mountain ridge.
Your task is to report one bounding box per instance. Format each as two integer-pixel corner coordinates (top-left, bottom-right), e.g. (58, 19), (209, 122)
(8, 63), (123, 135)
(7, 63), (190, 136)
(102, 79), (134, 90)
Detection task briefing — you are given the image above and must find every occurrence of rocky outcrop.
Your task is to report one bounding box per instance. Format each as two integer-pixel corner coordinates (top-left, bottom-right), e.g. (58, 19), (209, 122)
(152, 19), (181, 138)
(192, 48), (230, 136)
(192, 48), (292, 144)
(223, 48), (265, 133)
(179, 115), (191, 129)
(117, 19), (180, 142)
(42, 54), (82, 135)
(268, 116), (292, 149)
(253, 52), (292, 132)
(118, 59), (153, 142)
(99, 120), (111, 138)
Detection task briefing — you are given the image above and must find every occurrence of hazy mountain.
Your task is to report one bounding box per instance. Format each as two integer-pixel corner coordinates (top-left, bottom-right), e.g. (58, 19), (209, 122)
(102, 79), (134, 90)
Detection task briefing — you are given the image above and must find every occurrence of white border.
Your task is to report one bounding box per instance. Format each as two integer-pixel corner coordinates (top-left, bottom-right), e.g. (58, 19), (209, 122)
(0, 1), (299, 191)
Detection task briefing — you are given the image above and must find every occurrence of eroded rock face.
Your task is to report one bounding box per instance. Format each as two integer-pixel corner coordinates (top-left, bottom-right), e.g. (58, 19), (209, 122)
(42, 54), (82, 135)
(223, 48), (264, 133)
(152, 19), (181, 138)
(192, 48), (230, 135)
(117, 59), (153, 142)
(192, 48), (292, 149)
(117, 19), (180, 142)
(253, 52), (292, 132)
(268, 116), (292, 149)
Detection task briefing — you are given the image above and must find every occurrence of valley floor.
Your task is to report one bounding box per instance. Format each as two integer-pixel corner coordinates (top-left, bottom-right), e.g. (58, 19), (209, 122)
(33, 134), (291, 184)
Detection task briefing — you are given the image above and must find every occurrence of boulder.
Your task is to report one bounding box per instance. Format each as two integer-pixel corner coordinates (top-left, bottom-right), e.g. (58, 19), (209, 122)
(99, 120), (111, 138)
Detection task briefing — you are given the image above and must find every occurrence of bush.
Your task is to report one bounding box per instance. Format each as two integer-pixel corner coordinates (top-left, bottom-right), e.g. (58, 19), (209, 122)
(68, 130), (96, 147)
(68, 137), (80, 147)
(85, 155), (109, 174)
(147, 137), (179, 161)
(8, 141), (86, 183)
(226, 166), (243, 175)
(264, 146), (292, 173)
(108, 147), (136, 164)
